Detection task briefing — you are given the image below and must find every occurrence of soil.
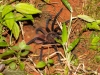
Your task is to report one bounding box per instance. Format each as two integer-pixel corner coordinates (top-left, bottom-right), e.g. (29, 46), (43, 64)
(21, 0), (99, 75)
(2, 0), (100, 75)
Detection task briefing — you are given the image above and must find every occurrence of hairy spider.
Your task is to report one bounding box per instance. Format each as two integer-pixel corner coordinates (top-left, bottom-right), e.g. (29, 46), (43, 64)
(27, 8), (63, 61)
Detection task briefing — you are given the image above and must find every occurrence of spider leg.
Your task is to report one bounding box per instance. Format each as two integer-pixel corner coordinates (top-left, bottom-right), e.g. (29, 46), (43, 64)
(65, 19), (70, 24)
(54, 26), (61, 32)
(51, 8), (63, 31)
(39, 47), (44, 61)
(52, 45), (62, 63)
(36, 27), (46, 34)
(26, 37), (45, 45)
(56, 32), (62, 35)
(46, 15), (52, 32)
(27, 38), (45, 61)
(54, 26), (62, 35)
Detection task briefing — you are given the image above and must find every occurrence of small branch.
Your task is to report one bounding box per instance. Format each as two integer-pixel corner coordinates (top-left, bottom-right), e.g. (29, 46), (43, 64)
(19, 21), (24, 40)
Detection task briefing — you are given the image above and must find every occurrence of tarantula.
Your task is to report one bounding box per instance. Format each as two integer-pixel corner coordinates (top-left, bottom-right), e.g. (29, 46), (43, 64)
(27, 8), (63, 61)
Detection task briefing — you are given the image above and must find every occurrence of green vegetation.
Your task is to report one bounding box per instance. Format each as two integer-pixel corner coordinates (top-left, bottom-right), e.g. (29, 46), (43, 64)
(0, 0), (42, 75)
(0, 0), (100, 75)
(84, 0), (100, 19)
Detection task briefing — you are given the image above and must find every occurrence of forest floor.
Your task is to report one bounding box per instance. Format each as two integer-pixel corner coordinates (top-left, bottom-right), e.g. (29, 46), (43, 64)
(2, 0), (100, 75)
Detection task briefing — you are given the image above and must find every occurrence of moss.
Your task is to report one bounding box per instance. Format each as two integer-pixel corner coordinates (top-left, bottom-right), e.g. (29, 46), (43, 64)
(84, 0), (100, 19)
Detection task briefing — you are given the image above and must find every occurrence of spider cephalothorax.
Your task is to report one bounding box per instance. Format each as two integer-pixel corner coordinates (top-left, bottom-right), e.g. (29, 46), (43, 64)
(27, 8), (63, 61)
(34, 26), (61, 44)
(46, 32), (60, 43)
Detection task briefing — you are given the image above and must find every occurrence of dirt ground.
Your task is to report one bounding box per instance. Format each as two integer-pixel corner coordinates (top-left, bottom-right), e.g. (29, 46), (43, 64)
(8, 0), (100, 75)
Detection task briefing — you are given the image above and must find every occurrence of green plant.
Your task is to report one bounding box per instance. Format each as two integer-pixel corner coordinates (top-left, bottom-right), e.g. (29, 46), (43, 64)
(61, 0), (73, 12)
(55, 22), (80, 70)
(0, 1), (42, 73)
(56, 0), (100, 74)
(0, 0), (41, 45)
(79, 15), (100, 51)
(90, 34), (100, 50)
(36, 59), (54, 69)
(53, 1), (79, 73)
(36, 0), (100, 74)
(0, 40), (30, 70)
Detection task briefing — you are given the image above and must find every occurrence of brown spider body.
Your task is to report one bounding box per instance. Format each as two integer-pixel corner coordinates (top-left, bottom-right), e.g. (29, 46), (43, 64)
(32, 30), (60, 44)
(27, 8), (63, 61)
(41, 31), (60, 44)
(46, 32), (58, 43)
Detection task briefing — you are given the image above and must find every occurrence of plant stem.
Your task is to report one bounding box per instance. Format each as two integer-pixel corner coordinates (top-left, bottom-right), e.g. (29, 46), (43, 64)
(63, 44), (71, 70)
(17, 50), (21, 63)
(62, 12), (73, 70)
(10, 32), (12, 45)
(67, 12), (72, 44)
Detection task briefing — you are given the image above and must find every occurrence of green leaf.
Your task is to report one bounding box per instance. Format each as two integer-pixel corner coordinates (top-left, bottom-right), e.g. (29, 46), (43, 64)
(2, 5), (14, 18)
(24, 14), (34, 20)
(0, 49), (15, 59)
(86, 22), (100, 30)
(91, 36), (100, 45)
(62, 22), (68, 45)
(19, 62), (25, 70)
(16, 17), (33, 21)
(12, 22), (20, 40)
(90, 36), (100, 50)
(95, 20), (100, 25)
(18, 41), (30, 56)
(3, 11), (14, 20)
(0, 5), (5, 19)
(55, 38), (62, 44)
(2, 58), (16, 64)
(15, 13), (34, 21)
(0, 42), (8, 47)
(20, 50), (29, 57)
(64, 66), (69, 75)
(19, 40), (30, 50)
(47, 59), (54, 65)
(4, 12), (15, 30)
(5, 19), (15, 30)
(95, 55), (100, 63)
(15, 3), (42, 14)
(77, 15), (95, 22)
(0, 5), (5, 12)
(36, 61), (46, 68)
(11, 46), (20, 51)
(61, 0), (73, 12)
(19, 40), (26, 50)
(67, 38), (80, 52)
(15, 13), (24, 21)
(0, 36), (6, 42)
(9, 62), (17, 70)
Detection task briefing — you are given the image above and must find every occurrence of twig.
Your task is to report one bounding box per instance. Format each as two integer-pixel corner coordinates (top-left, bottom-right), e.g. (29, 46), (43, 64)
(73, 63), (87, 75)
(45, 51), (66, 63)
(26, 62), (38, 73)
(19, 21), (24, 40)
